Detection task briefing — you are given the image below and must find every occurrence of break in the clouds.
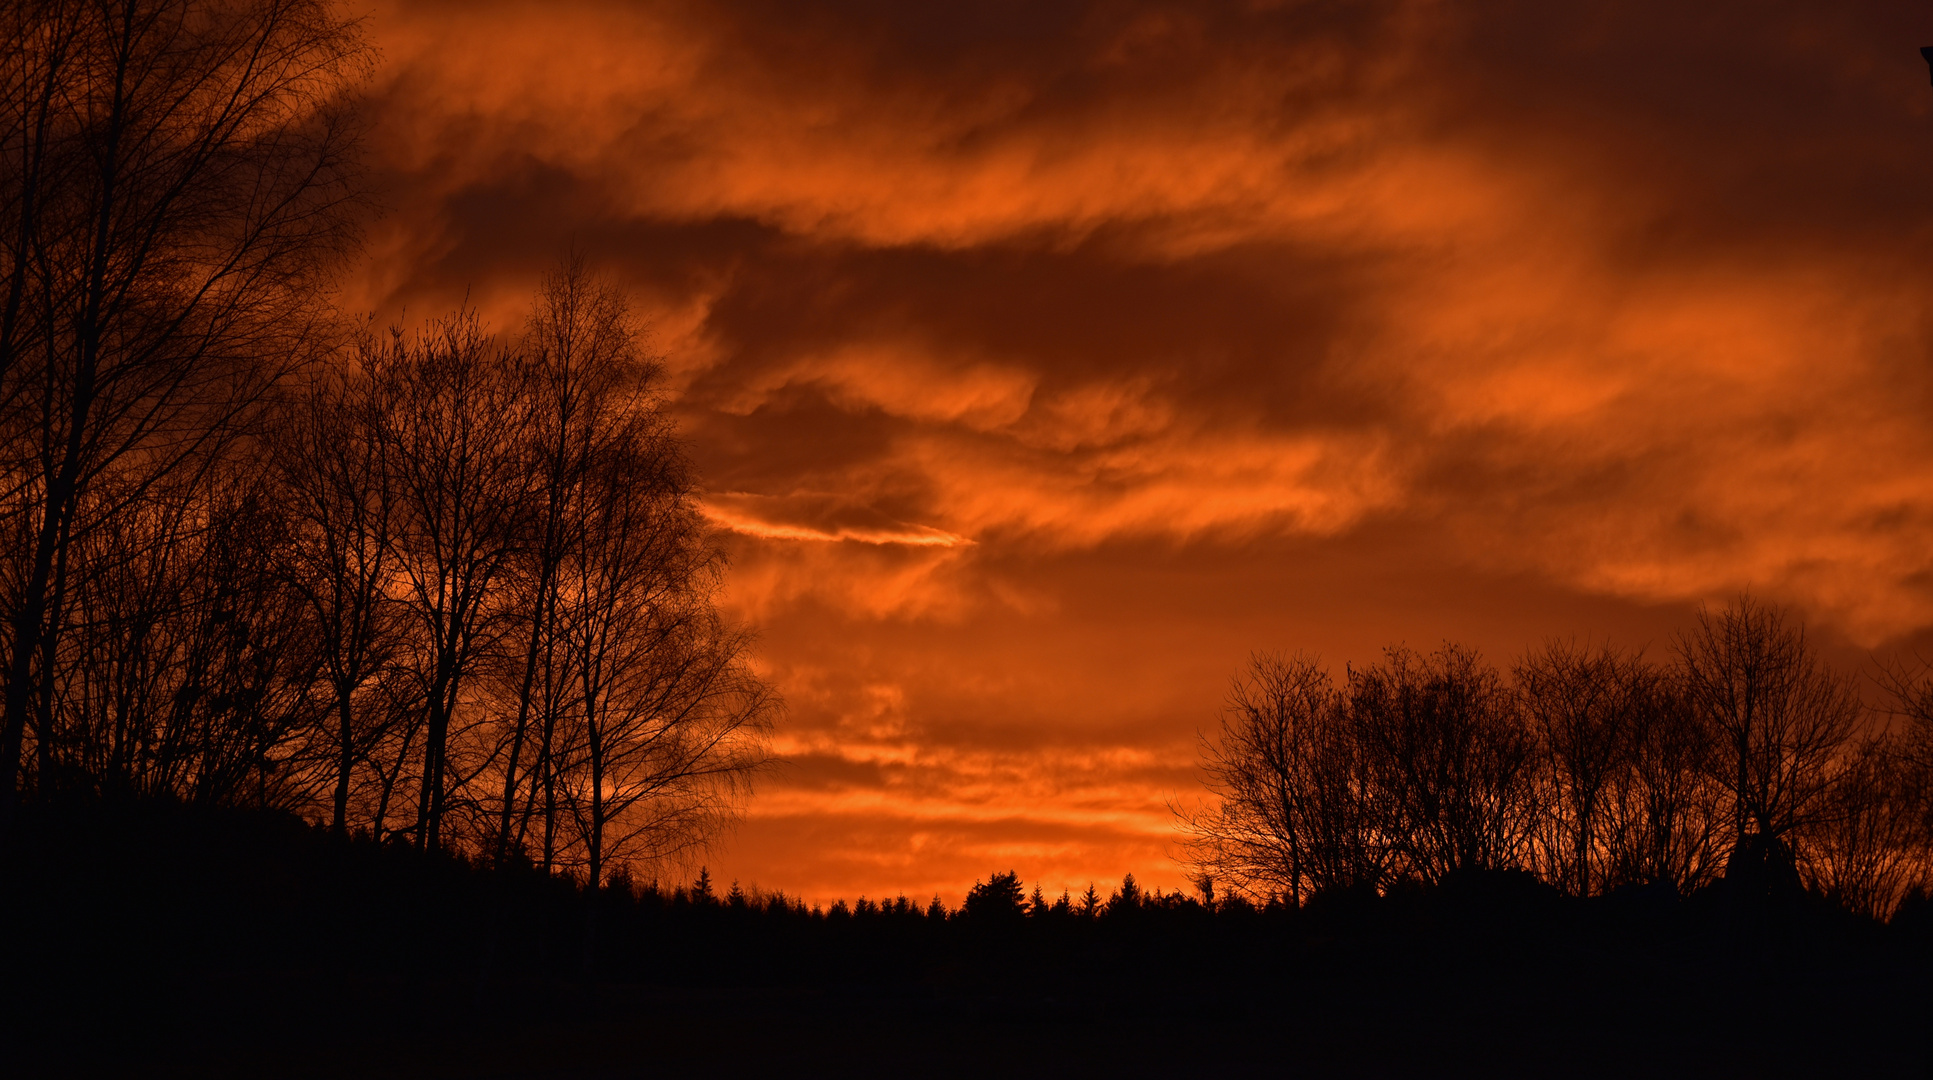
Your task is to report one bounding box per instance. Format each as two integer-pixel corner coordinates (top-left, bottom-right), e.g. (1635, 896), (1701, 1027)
(352, 0), (1933, 901)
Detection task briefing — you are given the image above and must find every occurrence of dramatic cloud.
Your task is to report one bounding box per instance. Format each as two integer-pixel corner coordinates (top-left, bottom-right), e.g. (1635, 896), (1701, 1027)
(352, 0), (1933, 901)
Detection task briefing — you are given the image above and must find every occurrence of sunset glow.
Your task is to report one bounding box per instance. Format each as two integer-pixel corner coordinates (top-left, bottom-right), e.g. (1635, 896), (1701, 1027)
(351, 0), (1933, 904)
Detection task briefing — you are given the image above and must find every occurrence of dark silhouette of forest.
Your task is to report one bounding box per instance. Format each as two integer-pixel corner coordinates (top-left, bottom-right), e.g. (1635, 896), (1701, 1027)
(0, 0), (773, 886)
(1, 2), (1930, 1074)
(1182, 598), (1933, 925)
(5, 792), (1930, 1074)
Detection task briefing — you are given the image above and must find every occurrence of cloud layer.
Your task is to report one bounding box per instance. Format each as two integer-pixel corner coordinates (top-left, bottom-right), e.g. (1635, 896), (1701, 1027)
(353, 0), (1933, 901)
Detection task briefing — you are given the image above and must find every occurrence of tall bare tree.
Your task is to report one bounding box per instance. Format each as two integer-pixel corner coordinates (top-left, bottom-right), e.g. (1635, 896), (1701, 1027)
(1600, 675), (1724, 893)
(438, 261), (780, 890)
(1180, 653), (1387, 903)
(1516, 640), (1648, 897)
(373, 313), (533, 852)
(1800, 733), (1925, 919)
(268, 341), (399, 834)
(0, 0), (369, 820)
(1676, 598), (1860, 876)
(1350, 644), (1538, 884)
(557, 431), (776, 885)
(49, 462), (324, 808)
(489, 257), (643, 867)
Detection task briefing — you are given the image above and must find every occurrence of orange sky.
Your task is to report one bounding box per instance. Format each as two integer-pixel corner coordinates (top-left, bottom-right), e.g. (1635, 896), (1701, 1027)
(348, 0), (1933, 904)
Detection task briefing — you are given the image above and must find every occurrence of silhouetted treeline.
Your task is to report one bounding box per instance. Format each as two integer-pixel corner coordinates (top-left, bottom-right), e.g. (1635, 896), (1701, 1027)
(11, 795), (1933, 986)
(0, 0), (774, 882)
(6, 797), (1930, 1074)
(1183, 597), (1933, 922)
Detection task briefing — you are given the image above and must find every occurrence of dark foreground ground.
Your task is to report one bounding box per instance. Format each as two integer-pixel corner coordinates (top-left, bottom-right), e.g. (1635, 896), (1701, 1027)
(4, 802), (1928, 1077)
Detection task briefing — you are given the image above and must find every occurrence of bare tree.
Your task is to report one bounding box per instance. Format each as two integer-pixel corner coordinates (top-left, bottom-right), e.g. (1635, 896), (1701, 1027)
(1349, 644), (1537, 884)
(1180, 653), (1386, 903)
(1516, 640), (1648, 897)
(1878, 654), (1933, 822)
(1676, 597), (1861, 878)
(267, 342), (399, 834)
(373, 313), (533, 852)
(0, 0), (369, 819)
(489, 257), (642, 867)
(1185, 607), (1909, 919)
(1800, 733), (1926, 920)
(549, 336), (773, 886)
(437, 262), (778, 890)
(1600, 675), (1725, 893)
(47, 462), (324, 808)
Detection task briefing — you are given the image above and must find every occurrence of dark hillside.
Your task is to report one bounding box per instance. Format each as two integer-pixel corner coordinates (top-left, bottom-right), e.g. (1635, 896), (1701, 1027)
(4, 799), (1927, 1077)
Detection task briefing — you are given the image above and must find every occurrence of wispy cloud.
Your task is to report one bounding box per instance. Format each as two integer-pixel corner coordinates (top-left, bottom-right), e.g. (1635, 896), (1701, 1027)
(700, 492), (973, 547)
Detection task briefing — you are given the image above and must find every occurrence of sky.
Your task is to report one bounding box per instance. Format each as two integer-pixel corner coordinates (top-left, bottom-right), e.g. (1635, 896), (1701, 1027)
(345, 0), (1933, 904)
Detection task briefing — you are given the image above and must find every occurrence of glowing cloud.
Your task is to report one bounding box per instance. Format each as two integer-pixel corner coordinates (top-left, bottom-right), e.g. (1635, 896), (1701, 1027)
(356, 0), (1933, 902)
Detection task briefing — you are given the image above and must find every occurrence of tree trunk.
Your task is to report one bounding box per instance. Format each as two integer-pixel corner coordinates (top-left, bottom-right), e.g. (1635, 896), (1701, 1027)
(494, 562), (556, 863)
(332, 678), (356, 834)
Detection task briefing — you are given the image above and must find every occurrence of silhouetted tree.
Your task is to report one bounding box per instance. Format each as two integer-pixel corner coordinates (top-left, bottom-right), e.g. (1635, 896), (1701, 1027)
(49, 466), (323, 807)
(1677, 598), (1860, 882)
(1879, 655), (1933, 848)
(1600, 674), (1724, 893)
(1350, 644), (1537, 884)
(491, 257), (633, 867)
(1181, 652), (1387, 902)
(1516, 640), (1648, 897)
(963, 871), (1027, 922)
(268, 346), (401, 834)
(373, 313), (534, 852)
(1801, 732), (1925, 919)
(436, 262), (776, 893)
(1187, 602), (1929, 919)
(1188, 637), (1809, 903)
(0, 0), (369, 821)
